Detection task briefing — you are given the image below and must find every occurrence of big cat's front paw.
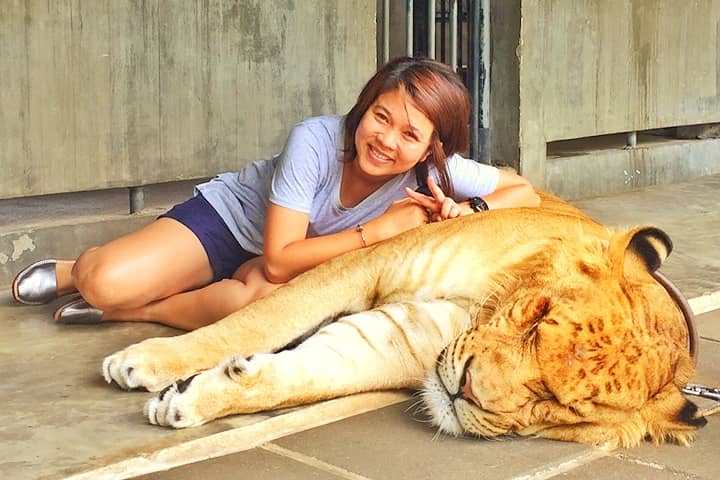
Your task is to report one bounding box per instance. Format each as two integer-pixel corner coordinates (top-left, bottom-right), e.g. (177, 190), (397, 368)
(144, 374), (206, 428)
(144, 355), (262, 428)
(102, 337), (198, 392)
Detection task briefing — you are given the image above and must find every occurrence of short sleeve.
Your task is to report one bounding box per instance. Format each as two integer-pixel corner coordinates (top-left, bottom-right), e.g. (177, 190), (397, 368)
(269, 123), (326, 214)
(444, 154), (500, 199)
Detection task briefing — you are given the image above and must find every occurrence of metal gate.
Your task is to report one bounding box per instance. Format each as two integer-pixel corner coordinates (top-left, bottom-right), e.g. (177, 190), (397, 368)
(378, 0), (491, 164)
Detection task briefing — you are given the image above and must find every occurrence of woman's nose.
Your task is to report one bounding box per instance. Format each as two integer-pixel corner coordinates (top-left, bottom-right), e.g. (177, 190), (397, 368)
(377, 128), (398, 149)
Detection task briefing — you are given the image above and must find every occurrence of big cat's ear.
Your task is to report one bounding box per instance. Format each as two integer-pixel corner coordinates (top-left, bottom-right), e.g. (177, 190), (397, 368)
(610, 226), (673, 276)
(628, 227), (673, 272)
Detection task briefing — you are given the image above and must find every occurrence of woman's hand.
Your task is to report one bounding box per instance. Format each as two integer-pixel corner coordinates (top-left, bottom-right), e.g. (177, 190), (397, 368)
(233, 256), (284, 297)
(404, 176), (471, 222)
(365, 197), (431, 241)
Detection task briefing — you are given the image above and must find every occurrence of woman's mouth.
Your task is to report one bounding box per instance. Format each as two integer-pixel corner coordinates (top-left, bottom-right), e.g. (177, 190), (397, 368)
(368, 144), (393, 164)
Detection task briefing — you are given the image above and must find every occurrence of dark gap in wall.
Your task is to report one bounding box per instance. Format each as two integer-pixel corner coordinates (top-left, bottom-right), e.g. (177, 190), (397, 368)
(546, 123), (720, 159)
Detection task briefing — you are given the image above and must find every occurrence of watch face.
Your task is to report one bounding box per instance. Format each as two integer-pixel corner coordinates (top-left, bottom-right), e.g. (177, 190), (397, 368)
(471, 197), (488, 212)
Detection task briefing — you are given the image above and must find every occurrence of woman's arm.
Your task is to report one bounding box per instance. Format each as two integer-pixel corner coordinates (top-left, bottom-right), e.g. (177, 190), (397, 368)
(480, 168), (540, 209)
(406, 169), (540, 220)
(262, 199), (430, 283)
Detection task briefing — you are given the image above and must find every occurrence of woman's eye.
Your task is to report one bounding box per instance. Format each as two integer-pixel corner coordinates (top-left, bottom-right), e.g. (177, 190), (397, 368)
(375, 112), (388, 122)
(404, 131), (418, 141)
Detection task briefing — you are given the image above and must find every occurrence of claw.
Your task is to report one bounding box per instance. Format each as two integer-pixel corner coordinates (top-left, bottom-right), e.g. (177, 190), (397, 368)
(101, 356), (113, 384)
(144, 397), (160, 425)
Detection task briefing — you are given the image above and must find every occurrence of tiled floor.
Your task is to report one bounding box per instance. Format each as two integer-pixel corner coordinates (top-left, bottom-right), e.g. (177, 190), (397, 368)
(138, 310), (720, 480)
(1, 174), (718, 480)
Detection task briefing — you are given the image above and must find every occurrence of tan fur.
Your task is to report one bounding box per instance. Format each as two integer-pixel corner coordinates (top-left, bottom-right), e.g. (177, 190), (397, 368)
(103, 192), (705, 446)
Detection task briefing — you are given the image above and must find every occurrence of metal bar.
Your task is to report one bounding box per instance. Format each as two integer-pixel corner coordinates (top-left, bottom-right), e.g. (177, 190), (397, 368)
(428, 0), (436, 58)
(479, 0), (490, 163)
(626, 131), (637, 148)
(406, 0), (413, 56)
(469, 0), (480, 161)
(440, 0), (446, 61)
(450, 0), (458, 70)
(382, 0), (390, 63)
(457, 0), (463, 72)
(129, 187), (145, 214)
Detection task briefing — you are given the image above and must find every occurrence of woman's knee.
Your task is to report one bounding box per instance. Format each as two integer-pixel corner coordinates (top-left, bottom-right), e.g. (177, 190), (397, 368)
(72, 248), (134, 309)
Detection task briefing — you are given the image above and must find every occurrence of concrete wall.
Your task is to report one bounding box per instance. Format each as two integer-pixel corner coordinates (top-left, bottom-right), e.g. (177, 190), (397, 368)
(490, 0), (521, 169)
(490, 0), (720, 195)
(524, 0), (720, 141)
(0, 0), (376, 200)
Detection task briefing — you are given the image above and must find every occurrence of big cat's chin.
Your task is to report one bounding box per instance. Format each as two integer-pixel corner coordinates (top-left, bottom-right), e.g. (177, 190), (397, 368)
(421, 373), (464, 437)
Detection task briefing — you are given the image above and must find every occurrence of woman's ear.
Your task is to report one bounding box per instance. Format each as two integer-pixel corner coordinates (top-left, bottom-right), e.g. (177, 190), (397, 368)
(422, 136), (442, 163)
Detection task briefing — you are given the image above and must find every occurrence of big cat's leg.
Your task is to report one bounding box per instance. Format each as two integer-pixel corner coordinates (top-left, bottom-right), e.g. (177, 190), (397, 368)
(144, 301), (472, 428)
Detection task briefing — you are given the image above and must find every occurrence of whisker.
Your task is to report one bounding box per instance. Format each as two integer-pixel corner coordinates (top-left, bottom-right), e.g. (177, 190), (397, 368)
(410, 414), (437, 425)
(406, 397), (428, 413)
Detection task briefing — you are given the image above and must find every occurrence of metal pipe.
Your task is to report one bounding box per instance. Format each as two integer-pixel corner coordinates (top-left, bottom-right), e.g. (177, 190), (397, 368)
(406, 0), (413, 56)
(428, 0), (436, 58)
(450, 0), (458, 71)
(129, 187), (145, 214)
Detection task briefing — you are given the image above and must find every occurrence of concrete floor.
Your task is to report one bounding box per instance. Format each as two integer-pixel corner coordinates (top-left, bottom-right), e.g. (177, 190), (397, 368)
(1, 174), (719, 479)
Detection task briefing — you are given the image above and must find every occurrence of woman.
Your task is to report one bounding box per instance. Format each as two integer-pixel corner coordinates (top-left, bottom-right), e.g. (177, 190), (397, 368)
(12, 57), (540, 330)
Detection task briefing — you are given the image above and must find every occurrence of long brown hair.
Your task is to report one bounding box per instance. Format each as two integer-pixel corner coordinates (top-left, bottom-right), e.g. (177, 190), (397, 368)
(343, 57), (470, 196)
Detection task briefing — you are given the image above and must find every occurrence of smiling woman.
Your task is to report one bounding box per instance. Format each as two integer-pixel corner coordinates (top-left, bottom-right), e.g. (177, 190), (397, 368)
(12, 57), (540, 331)
(348, 88), (436, 194)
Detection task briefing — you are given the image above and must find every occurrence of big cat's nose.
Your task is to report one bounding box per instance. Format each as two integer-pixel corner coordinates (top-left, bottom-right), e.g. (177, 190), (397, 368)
(451, 355), (481, 407)
(457, 369), (482, 407)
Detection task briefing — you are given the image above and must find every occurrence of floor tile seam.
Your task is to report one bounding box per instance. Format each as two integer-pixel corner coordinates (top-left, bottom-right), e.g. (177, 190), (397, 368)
(611, 452), (705, 479)
(62, 392), (409, 480)
(260, 443), (374, 480)
(509, 447), (613, 480)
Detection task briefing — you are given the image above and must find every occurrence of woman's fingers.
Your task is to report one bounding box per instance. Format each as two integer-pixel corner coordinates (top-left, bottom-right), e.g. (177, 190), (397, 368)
(426, 176), (446, 202)
(404, 187), (437, 209)
(440, 198), (461, 219)
(405, 178), (462, 221)
(404, 176), (448, 210)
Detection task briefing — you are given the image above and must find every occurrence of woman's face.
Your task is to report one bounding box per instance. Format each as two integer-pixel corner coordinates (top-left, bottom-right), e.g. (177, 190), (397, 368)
(353, 88), (435, 182)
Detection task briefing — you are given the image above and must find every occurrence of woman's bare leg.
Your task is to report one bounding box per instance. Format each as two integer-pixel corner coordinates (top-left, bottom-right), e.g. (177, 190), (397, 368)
(69, 218), (214, 310)
(55, 260), (78, 295)
(101, 258), (284, 330)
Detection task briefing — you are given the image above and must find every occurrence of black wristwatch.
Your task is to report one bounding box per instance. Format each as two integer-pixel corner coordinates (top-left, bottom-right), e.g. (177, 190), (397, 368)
(469, 196), (489, 212)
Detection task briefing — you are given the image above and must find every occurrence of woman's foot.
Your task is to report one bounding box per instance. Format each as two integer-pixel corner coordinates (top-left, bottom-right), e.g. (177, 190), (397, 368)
(12, 259), (77, 305)
(53, 297), (104, 324)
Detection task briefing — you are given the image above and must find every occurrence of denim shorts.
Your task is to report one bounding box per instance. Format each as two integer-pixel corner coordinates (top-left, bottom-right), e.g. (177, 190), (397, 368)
(159, 193), (257, 282)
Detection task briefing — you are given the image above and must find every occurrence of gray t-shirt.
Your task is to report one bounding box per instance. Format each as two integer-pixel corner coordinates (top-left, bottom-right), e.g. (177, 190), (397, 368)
(195, 115), (499, 254)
